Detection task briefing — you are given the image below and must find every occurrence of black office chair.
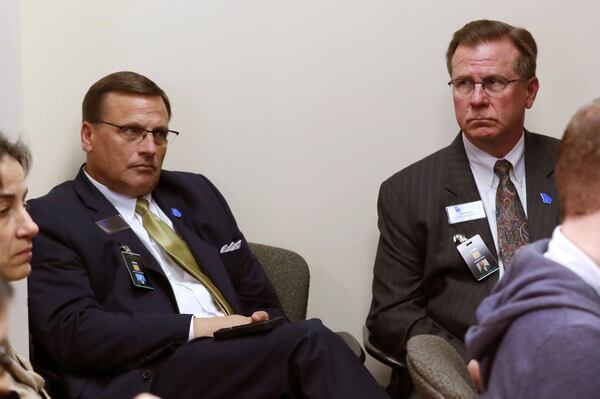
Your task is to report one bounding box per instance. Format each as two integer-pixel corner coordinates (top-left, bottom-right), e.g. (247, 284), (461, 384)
(363, 325), (416, 397)
(250, 243), (365, 361)
(362, 325), (406, 369)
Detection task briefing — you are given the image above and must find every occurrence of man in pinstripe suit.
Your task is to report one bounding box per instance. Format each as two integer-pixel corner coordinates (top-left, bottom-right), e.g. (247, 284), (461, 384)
(367, 20), (560, 396)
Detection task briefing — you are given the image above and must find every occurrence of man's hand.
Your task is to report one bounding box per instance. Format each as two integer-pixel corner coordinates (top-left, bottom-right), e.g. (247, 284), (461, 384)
(249, 310), (270, 322)
(193, 311), (270, 338)
(467, 359), (482, 393)
(0, 368), (11, 395)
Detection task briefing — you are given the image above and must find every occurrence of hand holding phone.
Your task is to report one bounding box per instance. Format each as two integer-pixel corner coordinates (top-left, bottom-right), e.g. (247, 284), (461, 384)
(213, 316), (286, 340)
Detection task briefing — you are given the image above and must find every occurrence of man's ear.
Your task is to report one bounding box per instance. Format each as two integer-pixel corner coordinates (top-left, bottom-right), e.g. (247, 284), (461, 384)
(81, 122), (94, 152)
(525, 76), (539, 109)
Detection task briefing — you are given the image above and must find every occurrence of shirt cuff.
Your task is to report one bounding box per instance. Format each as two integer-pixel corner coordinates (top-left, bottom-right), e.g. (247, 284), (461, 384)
(188, 316), (195, 341)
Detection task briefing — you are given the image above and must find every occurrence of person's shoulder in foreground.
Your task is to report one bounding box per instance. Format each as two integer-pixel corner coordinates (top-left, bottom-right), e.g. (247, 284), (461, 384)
(467, 98), (600, 398)
(467, 240), (600, 398)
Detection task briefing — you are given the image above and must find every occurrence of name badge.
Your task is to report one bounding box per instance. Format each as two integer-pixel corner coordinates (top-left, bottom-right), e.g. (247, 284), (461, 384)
(456, 234), (499, 281)
(445, 201), (486, 224)
(96, 215), (130, 235)
(121, 245), (153, 290)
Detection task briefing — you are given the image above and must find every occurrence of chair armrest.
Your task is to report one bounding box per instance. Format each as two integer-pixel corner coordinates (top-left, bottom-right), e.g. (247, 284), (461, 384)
(362, 325), (406, 369)
(335, 331), (365, 363)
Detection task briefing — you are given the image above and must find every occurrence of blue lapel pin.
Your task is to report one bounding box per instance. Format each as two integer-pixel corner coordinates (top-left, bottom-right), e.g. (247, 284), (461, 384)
(540, 192), (552, 204)
(171, 208), (182, 218)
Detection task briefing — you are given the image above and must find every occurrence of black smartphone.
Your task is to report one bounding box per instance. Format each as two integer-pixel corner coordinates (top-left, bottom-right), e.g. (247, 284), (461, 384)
(213, 316), (286, 340)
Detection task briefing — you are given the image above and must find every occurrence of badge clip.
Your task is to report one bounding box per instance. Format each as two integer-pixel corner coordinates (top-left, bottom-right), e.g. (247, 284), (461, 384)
(453, 234), (468, 244)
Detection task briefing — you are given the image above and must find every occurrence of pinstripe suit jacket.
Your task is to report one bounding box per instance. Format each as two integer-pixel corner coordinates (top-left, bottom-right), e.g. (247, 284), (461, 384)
(366, 131), (560, 360)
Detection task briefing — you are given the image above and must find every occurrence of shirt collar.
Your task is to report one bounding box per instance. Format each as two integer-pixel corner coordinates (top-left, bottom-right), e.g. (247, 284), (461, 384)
(83, 169), (151, 221)
(544, 226), (600, 298)
(462, 131), (526, 190)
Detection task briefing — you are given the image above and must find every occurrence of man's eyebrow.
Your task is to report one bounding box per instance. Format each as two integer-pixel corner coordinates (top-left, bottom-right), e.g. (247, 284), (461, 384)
(450, 75), (472, 80)
(124, 122), (169, 130)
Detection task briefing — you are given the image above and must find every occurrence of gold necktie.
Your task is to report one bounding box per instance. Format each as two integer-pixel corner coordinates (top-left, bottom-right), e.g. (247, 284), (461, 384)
(135, 198), (233, 315)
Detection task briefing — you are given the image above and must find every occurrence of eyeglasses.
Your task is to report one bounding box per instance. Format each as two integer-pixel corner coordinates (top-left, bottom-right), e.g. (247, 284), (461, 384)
(96, 121), (179, 145)
(447, 77), (525, 98)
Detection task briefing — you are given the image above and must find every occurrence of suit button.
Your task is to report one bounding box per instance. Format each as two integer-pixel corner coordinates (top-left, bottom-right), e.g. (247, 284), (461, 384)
(142, 369), (153, 380)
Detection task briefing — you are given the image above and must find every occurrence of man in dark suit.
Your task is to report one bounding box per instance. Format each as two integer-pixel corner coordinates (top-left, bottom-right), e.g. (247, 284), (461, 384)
(28, 71), (387, 399)
(366, 19), (560, 395)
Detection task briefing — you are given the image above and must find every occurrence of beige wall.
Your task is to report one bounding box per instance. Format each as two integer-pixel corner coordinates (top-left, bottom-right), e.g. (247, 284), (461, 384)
(10, 0), (600, 383)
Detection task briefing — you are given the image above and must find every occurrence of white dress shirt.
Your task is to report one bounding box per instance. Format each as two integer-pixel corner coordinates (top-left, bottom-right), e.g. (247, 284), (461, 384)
(463, 132), (527, 278)
(544, 226), (600, 298)
(84, 171), (224, 340)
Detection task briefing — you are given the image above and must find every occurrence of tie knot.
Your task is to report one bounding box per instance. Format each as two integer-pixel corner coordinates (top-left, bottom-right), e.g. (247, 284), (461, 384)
(494, 159), (512, 177)
(135, 198), (150, 216)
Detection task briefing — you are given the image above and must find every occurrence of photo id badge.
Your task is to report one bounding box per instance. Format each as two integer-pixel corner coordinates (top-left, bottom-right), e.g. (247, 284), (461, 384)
(456, 234), (499, 281)
(121, 246), (154, 290)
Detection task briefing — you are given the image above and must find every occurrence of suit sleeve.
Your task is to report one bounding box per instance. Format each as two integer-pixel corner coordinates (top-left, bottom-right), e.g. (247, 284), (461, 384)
(28, 204), (191, 373)
(366, 180), (465, 359)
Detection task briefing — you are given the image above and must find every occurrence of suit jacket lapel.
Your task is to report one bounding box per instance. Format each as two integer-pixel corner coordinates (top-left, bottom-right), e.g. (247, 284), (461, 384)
(442, 134), (499, 263)
(523, 131), (560, 241)
(152, 185), (242, 312)
(440, 131), (558, 263)
(72, 167), (168, 280)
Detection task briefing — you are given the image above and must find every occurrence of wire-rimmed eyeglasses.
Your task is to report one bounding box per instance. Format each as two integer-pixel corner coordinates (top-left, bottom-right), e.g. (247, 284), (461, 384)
(448, 77), (526, 98)
(96, 120), (179, 145)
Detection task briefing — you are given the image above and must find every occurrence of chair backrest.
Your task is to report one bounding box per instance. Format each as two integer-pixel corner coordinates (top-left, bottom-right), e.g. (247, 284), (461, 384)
(249, 242), (310, 321)
(406, 334), (476, 399)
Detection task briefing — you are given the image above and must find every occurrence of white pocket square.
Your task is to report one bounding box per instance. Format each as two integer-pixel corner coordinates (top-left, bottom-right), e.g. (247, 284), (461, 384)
(220, 239), (242, 254)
